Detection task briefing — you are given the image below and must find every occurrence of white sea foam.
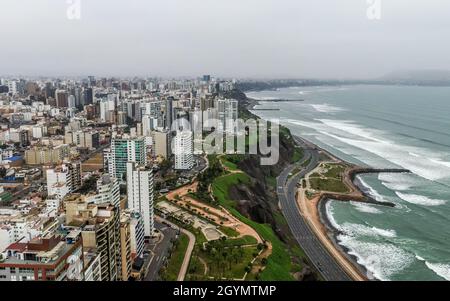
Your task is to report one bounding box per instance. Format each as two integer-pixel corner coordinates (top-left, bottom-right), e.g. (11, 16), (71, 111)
(325, 201), (342, 230)
(318, 119), (385, 142)
(378, 173), (416, 191)
(415, 255), (425, 261)
(326, 202), (396, 237)
(350, 202), (383, 214)
(356, 175), (390, 204)
(337, 236), (414, 281)
(311, 104), (346, 113)
(429, 157), (450, 169)
(425, 262), (450, 281)
(395, 192), (447, 206)
(316, 121), (450, 181)
(340, 222), (397, 238)
(326, 201), (408, 280)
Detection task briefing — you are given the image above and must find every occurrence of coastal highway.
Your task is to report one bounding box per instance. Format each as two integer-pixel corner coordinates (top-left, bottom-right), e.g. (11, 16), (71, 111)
(277, 137), (352, 281)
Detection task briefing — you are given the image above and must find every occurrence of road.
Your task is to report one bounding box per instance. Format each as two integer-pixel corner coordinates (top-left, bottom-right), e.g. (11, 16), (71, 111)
(277, 136), (352, 281)
(154, 216), (196, 281)
(143, 220), (178, 281)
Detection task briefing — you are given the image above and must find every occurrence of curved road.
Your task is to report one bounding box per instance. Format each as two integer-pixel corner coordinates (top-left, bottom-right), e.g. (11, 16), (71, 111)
(277, 137), (352, 281)
(155, 216), (196, 281)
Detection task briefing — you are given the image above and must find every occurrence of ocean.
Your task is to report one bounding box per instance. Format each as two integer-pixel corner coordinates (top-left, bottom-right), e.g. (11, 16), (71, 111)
(247, 85), (450, 281)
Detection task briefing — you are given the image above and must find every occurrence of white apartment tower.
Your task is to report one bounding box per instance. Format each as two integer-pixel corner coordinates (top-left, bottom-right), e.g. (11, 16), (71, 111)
(174, 130), (194, 170)
(126, 162), (154, 237)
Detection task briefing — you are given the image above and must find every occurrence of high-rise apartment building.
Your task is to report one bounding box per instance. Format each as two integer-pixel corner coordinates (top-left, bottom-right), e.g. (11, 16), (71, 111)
(65, 197), (122, 281)
(122, 211), (145, 260)
(152, 130), (170, 159)
(55, 90), (69, 108)
(216, 99), (238, 133)
(174, 130), (194, 170)
(119, 215), (132, 281)
(126, 162), (154, 237)
(165, 98), (173, 130)
(106, 136), (146, 180)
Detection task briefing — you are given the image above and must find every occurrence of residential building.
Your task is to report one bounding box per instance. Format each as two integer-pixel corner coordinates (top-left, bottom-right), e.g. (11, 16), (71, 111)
(46, 162), (81, 198)
(152, 130), (170, 159)
(122, 210), (145, 260)
(25, 145), (69, 165)
(119, 215), (132, 281)
(105, 136), (146, 180)
(65, 196), (122, 281)
(126, 162), (154, 237)
(0, 235), (83, 281)
(216, 98), (238, 133)
(174, 130), (194, 170)
(85, 174), (120, 208)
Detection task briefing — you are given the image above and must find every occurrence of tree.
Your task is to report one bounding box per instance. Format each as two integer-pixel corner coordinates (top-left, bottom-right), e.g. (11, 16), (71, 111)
(261, 258), (268, 265)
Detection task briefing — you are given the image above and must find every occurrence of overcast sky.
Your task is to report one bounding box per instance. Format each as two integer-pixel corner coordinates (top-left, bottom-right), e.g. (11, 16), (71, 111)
(1, 0), (450, 79)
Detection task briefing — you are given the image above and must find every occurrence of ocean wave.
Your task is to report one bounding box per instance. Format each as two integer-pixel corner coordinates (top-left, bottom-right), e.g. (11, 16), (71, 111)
(318, 126), (450, 182)
(340, 222), (397, 238)
(395, 192), (447, 206)
(415, 255), (425, 261)
(425, 262), (450, 281)
(378, 173), (416, 191)
(356, 175), (392, 204)
(311, 104), (346, 113)
(325, 201), (342, 230)
(326, 202), (396, 238)
(337, 236), (414, 281)
(289, 118), (450, 182)
(318, 119), (385, 142)
(350, 202), (383, 214)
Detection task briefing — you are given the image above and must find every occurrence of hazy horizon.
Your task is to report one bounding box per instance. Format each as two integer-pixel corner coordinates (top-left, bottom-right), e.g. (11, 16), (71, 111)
(1, 0), (450, 79)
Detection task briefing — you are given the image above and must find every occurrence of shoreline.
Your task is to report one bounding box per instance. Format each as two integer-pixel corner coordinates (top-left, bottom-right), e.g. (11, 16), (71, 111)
(245, 92), (402, 281)
(294, 138), (408, 281)
(317, 197), (374, 280)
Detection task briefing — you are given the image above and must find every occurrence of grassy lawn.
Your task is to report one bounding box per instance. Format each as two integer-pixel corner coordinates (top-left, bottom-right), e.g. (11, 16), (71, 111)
(212, 173), (251, 208)
(160, 233), (190, 281)
(322, 163), (346, 179)
(212, 172), (295, 280)
(308, 163), (349, 193)
(220, 156), (239, 171)
(222, 235), (258, 247)
(219, 226), (240, 238)
(309, 177), (349, 193)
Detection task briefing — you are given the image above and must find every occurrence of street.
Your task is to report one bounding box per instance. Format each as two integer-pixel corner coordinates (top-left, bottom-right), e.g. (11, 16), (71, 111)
(143, 220), (179, 281)
(277, 136), (352, 281)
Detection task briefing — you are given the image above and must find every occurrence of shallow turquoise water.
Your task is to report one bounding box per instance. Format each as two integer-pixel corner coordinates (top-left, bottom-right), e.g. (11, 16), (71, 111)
(248, 85), (450, 281)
